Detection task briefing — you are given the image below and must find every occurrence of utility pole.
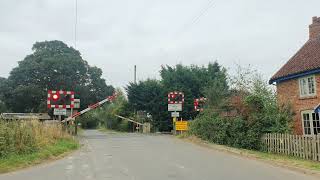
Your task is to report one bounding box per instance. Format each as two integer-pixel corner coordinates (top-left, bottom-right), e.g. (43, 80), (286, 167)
(74, 0), (78, 49)
(133, 65), (137, 132)
(134, 65), (137, 84)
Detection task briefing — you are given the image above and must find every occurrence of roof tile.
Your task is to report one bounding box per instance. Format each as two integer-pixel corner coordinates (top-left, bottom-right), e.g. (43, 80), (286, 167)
(270, 37), (320, 82)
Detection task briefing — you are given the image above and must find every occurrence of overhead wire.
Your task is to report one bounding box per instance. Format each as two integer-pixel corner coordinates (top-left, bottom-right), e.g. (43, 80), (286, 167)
(161, 0), (215, 62)
(176, 0), (215, 37)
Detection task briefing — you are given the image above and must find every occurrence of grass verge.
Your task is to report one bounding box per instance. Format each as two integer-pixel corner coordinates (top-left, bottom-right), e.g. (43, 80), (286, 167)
(0, 138), (79, 174)
(179, 135), (320, 176)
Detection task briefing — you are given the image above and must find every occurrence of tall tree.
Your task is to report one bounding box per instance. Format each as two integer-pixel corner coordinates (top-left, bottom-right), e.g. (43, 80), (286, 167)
(3, 40), (114, 112)
(160, 62), (228, 120)
(0, 77), (8, 113)
(126, 79), (170, 131)
(126, 62), (228, 131)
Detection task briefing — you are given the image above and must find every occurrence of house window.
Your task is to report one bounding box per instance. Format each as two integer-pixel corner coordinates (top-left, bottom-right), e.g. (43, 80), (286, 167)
(299, 76), (316, 97)
(301, 110), (320, 135)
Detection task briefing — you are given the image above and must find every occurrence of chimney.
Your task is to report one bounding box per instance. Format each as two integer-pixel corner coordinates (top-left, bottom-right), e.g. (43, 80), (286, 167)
(309, 16), (320, 39)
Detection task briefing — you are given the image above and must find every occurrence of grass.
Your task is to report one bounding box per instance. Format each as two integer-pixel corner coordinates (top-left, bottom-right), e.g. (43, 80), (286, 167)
(249, 150), (320, 172)
(0, 138), (79, 174)
(179, 135), (320, 175)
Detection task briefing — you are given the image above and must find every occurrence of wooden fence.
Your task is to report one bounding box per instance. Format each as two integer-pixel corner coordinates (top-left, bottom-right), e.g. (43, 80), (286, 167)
(262, 133), (320, 161)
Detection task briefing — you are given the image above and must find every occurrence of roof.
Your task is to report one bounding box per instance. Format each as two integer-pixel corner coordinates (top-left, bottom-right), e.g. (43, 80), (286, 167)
(269, 36), (320, 84)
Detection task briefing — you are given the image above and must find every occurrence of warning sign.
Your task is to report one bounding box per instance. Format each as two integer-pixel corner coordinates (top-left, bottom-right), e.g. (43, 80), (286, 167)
(175, 121), (188, 131)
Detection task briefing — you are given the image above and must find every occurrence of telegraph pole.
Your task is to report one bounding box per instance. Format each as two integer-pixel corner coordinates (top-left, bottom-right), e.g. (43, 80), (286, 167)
(134, 65), (137, 84)
(133, 65), (137, 132)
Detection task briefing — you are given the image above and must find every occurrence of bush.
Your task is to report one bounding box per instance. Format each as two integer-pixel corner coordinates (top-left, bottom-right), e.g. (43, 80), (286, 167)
(77, 89), (132, 131)
(0, 120), (72, 158)
(117, 120), (129, 132)
(190, 74), (293, 150)
(78, 112), (100, 129)
(190, 111), (263, 150)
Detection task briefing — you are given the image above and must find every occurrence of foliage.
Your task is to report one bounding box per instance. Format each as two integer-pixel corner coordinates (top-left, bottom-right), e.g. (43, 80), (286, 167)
(126, 79), (169, 131)
(2, 40), (114, 113)
(0, 78), (8, 113)
(78, 112), (100, 129)
(243, 77), (294, 134)
(0, 120), (74, 158)
(160, 62), (228, 120)
(78, 89), (132, 131)
(190, 69), (293, 150)
(126, 62), (228, 131)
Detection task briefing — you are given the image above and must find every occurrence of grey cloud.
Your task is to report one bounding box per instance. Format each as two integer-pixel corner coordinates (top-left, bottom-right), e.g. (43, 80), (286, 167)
(0, 0), (319, 88)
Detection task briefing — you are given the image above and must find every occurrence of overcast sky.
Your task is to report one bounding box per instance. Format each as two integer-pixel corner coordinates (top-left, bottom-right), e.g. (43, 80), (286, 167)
(0, 0), (319, 87)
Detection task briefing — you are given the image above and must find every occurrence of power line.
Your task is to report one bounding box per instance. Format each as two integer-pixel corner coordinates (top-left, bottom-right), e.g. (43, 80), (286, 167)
(161, 0), (215, 61)
(176, 0), (215, 36)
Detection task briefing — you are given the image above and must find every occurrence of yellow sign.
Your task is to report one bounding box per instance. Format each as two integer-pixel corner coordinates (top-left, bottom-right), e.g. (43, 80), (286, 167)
(175, 121), (188, 131)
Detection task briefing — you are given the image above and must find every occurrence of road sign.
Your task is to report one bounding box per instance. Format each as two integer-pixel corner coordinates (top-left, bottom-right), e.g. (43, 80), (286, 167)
(175, 121), (188, 131)
(54, 108), (67, 116)
(171, 112), (180, 117)
(74, 99), (80, 109)
(168, 104), (182, 111)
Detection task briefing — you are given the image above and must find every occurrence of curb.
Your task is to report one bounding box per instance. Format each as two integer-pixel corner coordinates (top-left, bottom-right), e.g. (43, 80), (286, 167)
(180, 136), (320, 178)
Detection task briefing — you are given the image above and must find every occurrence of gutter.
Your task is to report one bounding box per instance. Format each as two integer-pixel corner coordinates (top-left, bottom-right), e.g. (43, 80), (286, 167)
(269, 68), (320, 84)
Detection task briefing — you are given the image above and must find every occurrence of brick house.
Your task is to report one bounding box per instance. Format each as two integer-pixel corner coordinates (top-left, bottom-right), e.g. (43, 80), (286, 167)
(269, 17), (320, 135)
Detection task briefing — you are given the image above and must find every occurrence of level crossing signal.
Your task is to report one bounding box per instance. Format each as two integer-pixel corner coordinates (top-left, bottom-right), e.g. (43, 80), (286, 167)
(168, 91), (184, 104)
(194, 97), (207, 112)
(47, 90), (75, 109)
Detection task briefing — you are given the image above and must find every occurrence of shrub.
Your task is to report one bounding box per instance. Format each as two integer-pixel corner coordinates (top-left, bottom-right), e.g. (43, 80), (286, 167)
(117, 120), (129, 132)
(190, 112), (264, 150)
(77, 89), (133, 131)
(190, 73), (293, 150)
(78, 112), (100, 129)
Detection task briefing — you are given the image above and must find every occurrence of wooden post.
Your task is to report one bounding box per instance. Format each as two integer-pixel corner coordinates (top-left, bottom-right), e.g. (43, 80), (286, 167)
(317, 135), (320, 161)
(75, 119), (78, 135)
(312, 136), (316, 161)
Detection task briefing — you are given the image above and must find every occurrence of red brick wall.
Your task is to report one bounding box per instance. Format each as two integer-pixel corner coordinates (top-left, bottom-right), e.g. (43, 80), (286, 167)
(276, 73), (320, 134)
(309, 16), (320, 40)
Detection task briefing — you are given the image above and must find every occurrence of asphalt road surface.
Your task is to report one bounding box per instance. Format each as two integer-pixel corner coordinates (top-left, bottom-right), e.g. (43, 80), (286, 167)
(1, 130), (318, 180)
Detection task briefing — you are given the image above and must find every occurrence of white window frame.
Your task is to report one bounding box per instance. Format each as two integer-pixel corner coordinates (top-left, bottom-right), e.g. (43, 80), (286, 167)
(298, 75), (316, 98)
(301, 110), (320, 135)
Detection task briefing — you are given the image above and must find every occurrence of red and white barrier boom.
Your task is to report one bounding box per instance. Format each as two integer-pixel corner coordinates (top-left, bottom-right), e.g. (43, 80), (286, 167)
(64, 93), (117, 122)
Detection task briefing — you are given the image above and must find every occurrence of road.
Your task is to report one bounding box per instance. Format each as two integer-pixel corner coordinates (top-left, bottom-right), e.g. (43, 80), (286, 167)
(0, 130), (318, 180)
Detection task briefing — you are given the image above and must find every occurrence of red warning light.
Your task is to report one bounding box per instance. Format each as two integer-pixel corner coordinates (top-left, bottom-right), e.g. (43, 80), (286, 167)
(52, 94), (60, 101)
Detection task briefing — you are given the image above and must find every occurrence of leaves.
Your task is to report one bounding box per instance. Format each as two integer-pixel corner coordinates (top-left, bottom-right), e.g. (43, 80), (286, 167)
(126, 79), (169, 131)
(1, 40), (114, 112)
(190, 68), (294, 150)
(126, 62), (229, 131)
